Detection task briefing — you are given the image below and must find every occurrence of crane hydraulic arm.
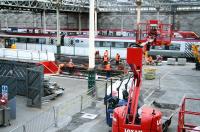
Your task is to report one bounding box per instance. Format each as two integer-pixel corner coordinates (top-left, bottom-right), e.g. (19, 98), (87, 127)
(112, 20), (172, 132)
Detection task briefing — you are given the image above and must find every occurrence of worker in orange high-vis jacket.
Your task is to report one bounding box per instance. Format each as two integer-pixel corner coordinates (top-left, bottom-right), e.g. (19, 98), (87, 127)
(115, 53), (120, 65)
(105, 62), (111, 79)
(68, 58), (75, 74)
(104, 50), (108, 57)
(103, 50), (109, 65)
(95, 50), (101, 63)
(103, 55), (109, 65)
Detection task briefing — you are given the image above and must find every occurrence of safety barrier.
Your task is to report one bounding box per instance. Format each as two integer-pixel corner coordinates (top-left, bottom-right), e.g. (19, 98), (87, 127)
(0, 48), (55, 61)
(9, 87), (96, 132)
(8, 74), (161, 132)
(16, 43), (127, 59)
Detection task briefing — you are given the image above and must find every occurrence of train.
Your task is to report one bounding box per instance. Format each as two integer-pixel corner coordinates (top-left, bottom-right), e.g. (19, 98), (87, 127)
(0, 30), (199, 59)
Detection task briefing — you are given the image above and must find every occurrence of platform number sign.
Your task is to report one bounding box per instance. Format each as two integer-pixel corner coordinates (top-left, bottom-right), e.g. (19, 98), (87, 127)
(1, 85), (8, 100)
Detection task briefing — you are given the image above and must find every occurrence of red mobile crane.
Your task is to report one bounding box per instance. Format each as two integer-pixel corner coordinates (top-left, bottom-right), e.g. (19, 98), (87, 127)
(112, 20), (172, 132)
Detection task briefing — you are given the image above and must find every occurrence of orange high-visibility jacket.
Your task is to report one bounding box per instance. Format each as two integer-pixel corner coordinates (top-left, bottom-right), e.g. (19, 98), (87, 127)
(105, 64), (111, 71)
(104, 56), (109, 62)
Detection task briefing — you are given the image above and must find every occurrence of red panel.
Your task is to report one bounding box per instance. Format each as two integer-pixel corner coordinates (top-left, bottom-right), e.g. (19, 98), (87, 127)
(149, 20), (158, 24)
(39, 61), (58, 74)
(127, 47), (143, 69)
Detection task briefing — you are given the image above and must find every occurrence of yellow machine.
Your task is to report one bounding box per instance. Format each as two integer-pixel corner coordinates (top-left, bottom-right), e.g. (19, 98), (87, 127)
(5, 38), (16, 49)
(192, 45), (200, 70)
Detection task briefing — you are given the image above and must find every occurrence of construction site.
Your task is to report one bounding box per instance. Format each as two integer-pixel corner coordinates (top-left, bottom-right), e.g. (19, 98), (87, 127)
(0, 0), (200, 132)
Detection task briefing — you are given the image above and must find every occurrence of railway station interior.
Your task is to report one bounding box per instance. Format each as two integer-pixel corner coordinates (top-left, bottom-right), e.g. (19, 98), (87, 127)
(0, 0), (200, 132)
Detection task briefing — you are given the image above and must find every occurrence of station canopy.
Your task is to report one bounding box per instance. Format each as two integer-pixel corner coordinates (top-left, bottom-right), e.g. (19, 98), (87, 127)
(0, 0), (199, 12)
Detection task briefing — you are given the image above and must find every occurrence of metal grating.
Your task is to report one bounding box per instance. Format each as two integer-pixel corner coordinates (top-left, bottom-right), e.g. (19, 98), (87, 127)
(27, 65), (44, 108)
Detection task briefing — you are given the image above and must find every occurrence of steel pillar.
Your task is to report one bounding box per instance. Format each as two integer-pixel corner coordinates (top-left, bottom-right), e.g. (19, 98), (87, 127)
(43, 10), (46, 33)
(171, 5), (177, 30)
(95, 9), (98, 35)
(156, 6), (160, 20)
(33, 13), (37, 28)
(136, 0), (142, 24)
(56, 1), (61, 57)
(121, 14), (124, 34)
(88, 0), (96, 91)
(78, 13), (82, 33)
(5, 12), (8, 30)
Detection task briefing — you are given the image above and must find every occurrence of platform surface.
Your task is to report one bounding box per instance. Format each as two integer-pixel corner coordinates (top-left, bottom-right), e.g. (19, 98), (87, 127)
(1, 62), (200, 132)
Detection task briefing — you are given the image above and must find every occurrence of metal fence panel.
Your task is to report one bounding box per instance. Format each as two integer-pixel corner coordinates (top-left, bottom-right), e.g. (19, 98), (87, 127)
(24, 108), (55, 132)
(0, 60), (34, 96)
(27, 66), (44, 108)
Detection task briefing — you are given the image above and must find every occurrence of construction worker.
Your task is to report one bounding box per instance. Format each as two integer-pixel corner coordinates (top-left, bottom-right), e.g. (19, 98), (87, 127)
(115, 53), (120, 65)
(105, 62), (111, 79)
(103, 56), (109, 65)
(104, 50), (109, 57)
(103, 50), (109, 65)
(155, 55), (163, 66)
(146, 55), (154, 65)
(95, 50), (101, 63)
(57, 63), (65, 74)
(68, 58), (75, 74)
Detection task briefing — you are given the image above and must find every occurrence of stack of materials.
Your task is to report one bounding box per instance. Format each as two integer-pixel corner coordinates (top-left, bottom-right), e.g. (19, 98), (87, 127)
(144, 68), (156, 80)
(42, 78), (64, 101)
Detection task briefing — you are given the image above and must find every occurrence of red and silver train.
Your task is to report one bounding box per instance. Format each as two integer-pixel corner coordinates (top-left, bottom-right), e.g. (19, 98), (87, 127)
(0, 29), (199, 59)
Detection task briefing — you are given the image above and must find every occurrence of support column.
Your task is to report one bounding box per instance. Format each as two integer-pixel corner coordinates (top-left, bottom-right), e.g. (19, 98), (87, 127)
(121, 14), (124, 34)
(5, 13), (8, 30)
(78, 13), (82, 34)
(88, 0), (96, 92)
(136, 0), (142, 24)
(43, 10), (46, 33)
(171, 5), (177, 30)
(94, 9), (97, 35)
(136, 0), (142, 42)
(56, 1), (61, 57)
(33, 13), (37, 28)
(168, 14), (172, 25)
(156, 6), (160, 20)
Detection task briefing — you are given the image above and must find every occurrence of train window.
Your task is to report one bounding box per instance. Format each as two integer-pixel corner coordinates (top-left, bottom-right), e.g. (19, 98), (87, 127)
(102, 42), (111, 47)
(124, 42), (128, 48)
(95, 42), (100, 47)
(151, 46), (155, 49)
(169, 43), (181, 50)
(100, 41), (103, 47)
(115, 42), (124, 48)
(165, 46), (169, 50)
(112, 42), (115, 47)
(39, 38), (46, 44)
(17, 37), (27, 43)
(29, 38), (37, 43)
(75, 39), (79, 43)
(154, 46), (165, 50)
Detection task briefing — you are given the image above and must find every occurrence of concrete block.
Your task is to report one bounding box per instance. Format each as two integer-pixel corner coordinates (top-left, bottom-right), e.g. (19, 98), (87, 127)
(178, 58), (186, 65)
(167, 58), (176, 65)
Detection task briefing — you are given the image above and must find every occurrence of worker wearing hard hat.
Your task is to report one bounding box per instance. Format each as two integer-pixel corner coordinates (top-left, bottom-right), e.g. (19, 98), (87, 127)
(68, 59), (75, 74)
(146, 55), (154, 65)
(103, 50), (109, 65)
(95, 50), (101, 64)
(115, 53), (120, 65)
(57, 63), (65, 74)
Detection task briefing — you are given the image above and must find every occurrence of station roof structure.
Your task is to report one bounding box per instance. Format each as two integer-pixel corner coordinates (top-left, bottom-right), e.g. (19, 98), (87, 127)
(0, 0), (200, 13)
